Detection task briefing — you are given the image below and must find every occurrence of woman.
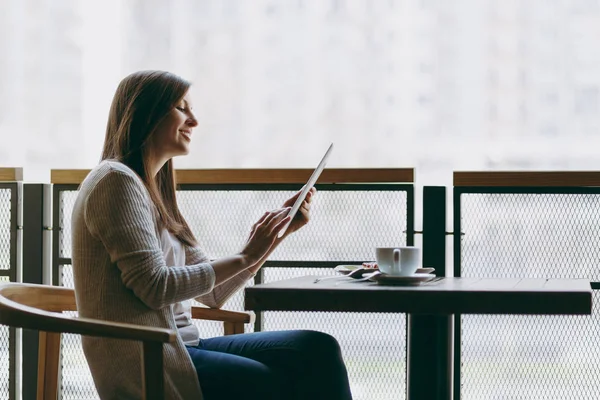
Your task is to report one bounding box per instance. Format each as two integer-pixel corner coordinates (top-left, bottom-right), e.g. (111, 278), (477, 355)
(71, 70), (352, 400)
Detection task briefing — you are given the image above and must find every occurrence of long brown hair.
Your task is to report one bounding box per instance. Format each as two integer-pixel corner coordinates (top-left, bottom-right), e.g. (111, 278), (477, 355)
(101, 70), (197, 247)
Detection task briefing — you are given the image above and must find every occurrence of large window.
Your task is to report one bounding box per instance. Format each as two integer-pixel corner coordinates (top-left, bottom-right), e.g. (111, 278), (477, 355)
(2, 0), (599, 185)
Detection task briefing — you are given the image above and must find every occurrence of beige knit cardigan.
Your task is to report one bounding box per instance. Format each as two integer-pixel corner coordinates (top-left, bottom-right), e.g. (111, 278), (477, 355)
(71, 160), (251, 399)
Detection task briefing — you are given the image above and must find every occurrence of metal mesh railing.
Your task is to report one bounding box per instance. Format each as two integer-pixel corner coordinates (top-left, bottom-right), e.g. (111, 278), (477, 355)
(458, 191), (600, 400)
(58, 190), (77, 259)
(53, 190), (100, 398)
(60, 265), (99, 399)
(55, 184), (411, 400)
(0, 184), (16, 400)
(177, 189), (408, 261)
(0, 276), (10, 399)
(180, 187), (409, 400)
(263, 267), (406, 400)
(0, 189), (12, 271)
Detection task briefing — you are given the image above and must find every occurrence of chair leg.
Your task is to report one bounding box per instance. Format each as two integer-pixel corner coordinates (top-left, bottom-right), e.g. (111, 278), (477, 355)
(37, 331), (61, 400)
(141, 341), (164, 400)
(223, 321), (245, 335)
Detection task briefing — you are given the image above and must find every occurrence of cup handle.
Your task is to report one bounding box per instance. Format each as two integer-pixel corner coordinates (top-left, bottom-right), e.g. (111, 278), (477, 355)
(393, 249), (401, 274)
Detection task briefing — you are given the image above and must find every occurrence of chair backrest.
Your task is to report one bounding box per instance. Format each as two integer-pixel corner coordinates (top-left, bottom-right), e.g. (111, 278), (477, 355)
(0, 282), (175, 400)
(453, 171), (600, 400)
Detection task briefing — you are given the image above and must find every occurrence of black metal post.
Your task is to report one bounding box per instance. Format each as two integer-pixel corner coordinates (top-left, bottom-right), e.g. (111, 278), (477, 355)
(407, 186), (453, 400)
(407, 314), (454, 400)
(254, 269), (263, 332)
(22, 183), (45, 400)
(52, 185), (63, 286)
(422, 186), (447, 276)
(406, 185), (415, 246)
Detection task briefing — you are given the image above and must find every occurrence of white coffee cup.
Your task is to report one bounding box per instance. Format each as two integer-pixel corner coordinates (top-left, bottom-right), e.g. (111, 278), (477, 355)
(375, 247), (420, 277)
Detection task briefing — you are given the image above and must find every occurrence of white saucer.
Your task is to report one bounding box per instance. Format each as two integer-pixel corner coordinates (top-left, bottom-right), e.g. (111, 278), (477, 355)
(335, 265), (435, 276)
(369, 273), (436, 286)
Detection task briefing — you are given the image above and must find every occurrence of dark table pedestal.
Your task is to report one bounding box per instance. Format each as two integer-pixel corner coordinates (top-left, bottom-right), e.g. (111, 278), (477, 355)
(407, 314), (454, 400)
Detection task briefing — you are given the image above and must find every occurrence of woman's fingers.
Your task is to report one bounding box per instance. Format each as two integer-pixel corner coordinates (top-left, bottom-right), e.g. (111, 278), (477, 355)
(301, 199), (311, 212)
(283, 186), (317, 208)
(302, 188), (316, 213)
(300, 187), (316, 205)
(265, 208), (290, 230)
(273, 214), (292, 232)
(254, 211), (270, 227)
(243, 209), (291, 264)
(250, 211), (270, 236)
(253, 208), (290, 234)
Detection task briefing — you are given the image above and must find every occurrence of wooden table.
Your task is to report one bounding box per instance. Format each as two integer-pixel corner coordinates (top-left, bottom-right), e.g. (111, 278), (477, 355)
(245, 276), (592, 400)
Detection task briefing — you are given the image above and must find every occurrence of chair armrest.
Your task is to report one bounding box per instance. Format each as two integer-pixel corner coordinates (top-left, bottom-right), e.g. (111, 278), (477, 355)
(0, 297), (176, 343)
(191, 306), (255, 324)
(2, 283), (77, 312)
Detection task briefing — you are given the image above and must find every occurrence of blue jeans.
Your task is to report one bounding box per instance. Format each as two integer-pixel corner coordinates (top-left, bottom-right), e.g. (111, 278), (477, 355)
(186, 329), (353, 400)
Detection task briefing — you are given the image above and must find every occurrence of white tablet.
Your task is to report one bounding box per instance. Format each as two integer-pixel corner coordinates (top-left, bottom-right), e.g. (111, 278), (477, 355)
(277, 142), (334, 238)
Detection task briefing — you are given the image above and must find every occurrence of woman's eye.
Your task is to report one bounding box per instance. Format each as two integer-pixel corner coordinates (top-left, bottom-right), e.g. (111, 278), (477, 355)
(176, 106), (186, 112)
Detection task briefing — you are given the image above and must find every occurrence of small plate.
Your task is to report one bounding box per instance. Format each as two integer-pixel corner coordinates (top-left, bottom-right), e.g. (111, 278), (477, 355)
(335, 265), (435, 275)
(369, 273), (436, 286)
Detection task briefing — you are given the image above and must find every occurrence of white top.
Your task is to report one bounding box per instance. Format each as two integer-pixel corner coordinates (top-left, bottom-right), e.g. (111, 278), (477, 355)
(160, 228), (201, 346)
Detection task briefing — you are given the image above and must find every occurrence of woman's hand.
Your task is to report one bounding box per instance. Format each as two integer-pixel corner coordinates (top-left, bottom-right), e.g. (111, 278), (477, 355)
(241, 208), (292, 267)
(241, 188), (315, 274)
(280, 187), (316, 237)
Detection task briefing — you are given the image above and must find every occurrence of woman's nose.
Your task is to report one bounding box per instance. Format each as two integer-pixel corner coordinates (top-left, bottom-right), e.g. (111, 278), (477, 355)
(187, 114), (198, 127)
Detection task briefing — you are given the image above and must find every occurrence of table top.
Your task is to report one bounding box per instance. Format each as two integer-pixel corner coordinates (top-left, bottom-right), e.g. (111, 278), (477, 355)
(244, 276), (592, 315)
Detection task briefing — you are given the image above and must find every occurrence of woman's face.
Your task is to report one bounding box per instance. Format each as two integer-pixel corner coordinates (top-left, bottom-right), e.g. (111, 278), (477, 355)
(149, 92), (198, 162)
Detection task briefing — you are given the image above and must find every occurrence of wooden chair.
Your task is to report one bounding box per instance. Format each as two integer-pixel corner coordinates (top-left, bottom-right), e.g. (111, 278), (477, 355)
(0, 282), (252, 400)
